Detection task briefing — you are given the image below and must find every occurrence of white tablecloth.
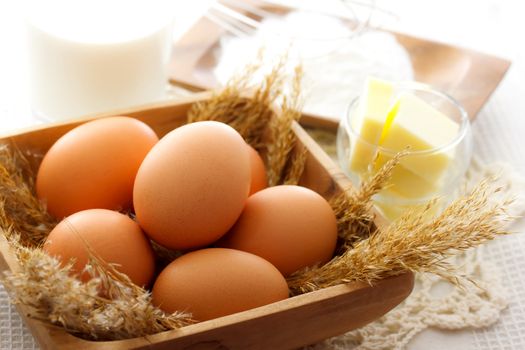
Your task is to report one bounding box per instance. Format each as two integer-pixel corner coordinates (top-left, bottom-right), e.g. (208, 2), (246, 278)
(1, 1), (524, 349)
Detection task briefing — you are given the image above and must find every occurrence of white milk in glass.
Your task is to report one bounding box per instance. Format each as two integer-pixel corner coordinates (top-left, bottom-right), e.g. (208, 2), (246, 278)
(27, 0), (173, 121)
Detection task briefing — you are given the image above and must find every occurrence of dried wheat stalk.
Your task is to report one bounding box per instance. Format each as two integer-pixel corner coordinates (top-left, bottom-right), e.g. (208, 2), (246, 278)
(283, 148), (307, 186)
(266, 66), (304, 185)
(187, 53), (284, 150)
(2, 235), (194, 340)
(330, 152), (405, 247)
(0, 143), (56, 247)
(287, 178), (512, 295)
(188, 55), (305, 185)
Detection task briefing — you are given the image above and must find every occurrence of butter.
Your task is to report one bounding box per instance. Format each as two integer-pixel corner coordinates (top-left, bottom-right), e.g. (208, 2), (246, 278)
(384, 165), (438, 199)
(375, 93), (459, 184)
(375, 197), (440, 221)
(348, 77), (394, 173)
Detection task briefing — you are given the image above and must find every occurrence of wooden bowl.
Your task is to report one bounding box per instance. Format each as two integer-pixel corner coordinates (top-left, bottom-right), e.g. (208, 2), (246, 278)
(0, 92), (414, 350)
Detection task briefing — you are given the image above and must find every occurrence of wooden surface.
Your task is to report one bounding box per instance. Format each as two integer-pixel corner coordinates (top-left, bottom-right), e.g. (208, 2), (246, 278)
(169, 15), (510, 121)
(0, 95), (413, 349)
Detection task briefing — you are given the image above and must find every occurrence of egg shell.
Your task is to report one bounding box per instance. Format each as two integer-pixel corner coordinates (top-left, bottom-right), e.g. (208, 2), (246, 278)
(133, 121), (251, 250)
(43, 209), (155, 287)
(218, 185), (338, 276)
(247, 144), (268, 195)
(36, 116), (159, 218)
(152, 248), (289, 321)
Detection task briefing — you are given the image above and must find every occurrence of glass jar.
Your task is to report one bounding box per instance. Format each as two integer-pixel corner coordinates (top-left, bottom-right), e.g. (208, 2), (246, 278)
(337, 82), (473, 220)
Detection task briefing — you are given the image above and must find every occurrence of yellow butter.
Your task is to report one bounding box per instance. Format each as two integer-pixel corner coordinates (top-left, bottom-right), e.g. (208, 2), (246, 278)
(348, 77), (394, 173)
(375, 197), (440, 221)
(376, 93), (459, 184)
(383, 164), (439, 199)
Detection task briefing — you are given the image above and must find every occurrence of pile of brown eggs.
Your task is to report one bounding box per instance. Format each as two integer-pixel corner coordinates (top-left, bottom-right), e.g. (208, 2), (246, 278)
(37, 117), (337, 321)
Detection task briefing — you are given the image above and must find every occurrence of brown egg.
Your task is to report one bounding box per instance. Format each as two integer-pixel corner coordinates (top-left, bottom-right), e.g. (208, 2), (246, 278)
(36, 116), (159, 218)
(218, 185), (338, 276)
(247, 144), (268, 195)
(43, 209), (155, 287)
(133, 121), (250, 250)
(152, 248), (289, 321)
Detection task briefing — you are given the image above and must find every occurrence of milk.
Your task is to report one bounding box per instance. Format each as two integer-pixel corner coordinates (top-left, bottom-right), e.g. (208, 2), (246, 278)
(27, 0), (174, 121)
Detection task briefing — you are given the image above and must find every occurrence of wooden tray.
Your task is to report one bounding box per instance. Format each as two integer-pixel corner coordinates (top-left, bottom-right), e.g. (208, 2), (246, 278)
(169, 15), (510, 122)
(0, 92), (414, 350)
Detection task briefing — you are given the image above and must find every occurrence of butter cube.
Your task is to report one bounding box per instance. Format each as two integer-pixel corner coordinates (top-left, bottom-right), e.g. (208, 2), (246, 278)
(384, 165), (439, 199)
(348, 77), (394, 173)
(375, 198), (440, 221)
(376, 93), (459, 183)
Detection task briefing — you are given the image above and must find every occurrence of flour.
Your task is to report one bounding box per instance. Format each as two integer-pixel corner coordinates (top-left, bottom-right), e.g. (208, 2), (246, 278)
(213, 10), (414, 119)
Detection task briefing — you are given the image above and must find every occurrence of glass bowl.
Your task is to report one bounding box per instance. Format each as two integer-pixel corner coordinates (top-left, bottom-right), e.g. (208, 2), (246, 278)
(336, 81), (473, 220)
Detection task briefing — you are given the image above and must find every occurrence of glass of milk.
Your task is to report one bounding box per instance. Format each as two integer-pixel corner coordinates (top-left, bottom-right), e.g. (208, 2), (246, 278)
(26, 0), (175, 121)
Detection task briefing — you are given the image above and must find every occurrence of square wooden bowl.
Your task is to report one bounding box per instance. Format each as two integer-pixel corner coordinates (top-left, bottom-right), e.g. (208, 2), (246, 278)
(0, 92), (414, 350)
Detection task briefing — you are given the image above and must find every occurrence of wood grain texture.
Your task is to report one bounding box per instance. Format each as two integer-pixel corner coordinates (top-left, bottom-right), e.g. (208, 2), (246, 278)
(168, 16), (510, 121)
(0, 96), (413, 349)
(395, 33), (511, 119)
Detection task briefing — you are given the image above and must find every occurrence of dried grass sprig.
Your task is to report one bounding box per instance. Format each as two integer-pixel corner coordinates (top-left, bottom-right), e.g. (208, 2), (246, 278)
(188, 54), (305, 185)
(0, 143), (57, 247)
(2, 236), (193, 340)
(283, 147), (307, 186)
(330, 151), (405, 246)
(266, 66), (304, 185)
(288, 178), (511, 295)
(187, 52), (284, 149)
